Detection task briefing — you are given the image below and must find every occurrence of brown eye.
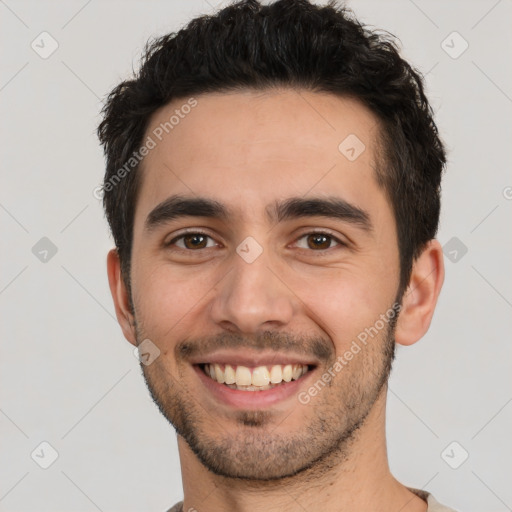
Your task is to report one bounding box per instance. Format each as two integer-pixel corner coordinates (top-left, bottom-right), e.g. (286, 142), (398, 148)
(182, 234), (208, 249)
(307, 234), (332, 250)
(295, 232), (342, 251)
(168, 232), (216, 250)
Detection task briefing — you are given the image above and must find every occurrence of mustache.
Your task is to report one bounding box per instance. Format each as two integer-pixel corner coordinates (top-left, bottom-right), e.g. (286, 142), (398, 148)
(175, 331), (333, 364)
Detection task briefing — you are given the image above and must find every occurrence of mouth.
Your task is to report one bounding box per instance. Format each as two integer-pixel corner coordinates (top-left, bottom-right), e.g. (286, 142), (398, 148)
(198, 362), (314, 391)
(193, 361), (317, 409)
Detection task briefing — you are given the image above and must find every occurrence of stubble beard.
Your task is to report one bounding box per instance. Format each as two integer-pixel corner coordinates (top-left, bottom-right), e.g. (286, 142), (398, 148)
(135, 315), (397, 482)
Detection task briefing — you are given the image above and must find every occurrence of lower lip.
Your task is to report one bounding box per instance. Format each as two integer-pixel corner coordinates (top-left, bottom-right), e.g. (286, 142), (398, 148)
(194, 364), (314, 409)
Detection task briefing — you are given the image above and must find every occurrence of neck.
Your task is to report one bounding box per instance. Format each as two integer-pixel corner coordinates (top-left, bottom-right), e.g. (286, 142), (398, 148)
(177, 388), (426, 512)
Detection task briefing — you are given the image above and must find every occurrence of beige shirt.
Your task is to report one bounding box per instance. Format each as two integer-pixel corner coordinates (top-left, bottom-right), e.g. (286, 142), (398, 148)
(166, 488), (458, 511)
(409, 488), (459, 511)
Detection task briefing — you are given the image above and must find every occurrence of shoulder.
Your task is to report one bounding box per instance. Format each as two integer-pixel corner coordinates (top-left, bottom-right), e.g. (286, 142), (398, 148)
(165, 501), (183, 512)
(408, 487), (459, 512)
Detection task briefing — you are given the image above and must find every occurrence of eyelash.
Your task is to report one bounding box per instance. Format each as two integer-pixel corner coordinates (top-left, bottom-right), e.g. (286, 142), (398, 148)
(165, 229), (346, 253)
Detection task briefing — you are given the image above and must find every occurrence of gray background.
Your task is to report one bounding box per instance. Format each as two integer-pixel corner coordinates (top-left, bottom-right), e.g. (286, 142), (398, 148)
(1, 0), (511, 511)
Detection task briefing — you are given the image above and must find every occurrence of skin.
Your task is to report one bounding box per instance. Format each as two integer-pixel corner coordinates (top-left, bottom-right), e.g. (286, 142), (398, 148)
(107, 89), (444, 512)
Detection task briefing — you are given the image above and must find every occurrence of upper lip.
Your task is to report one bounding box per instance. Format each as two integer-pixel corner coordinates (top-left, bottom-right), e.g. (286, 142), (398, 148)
(189, 350), (318, 368)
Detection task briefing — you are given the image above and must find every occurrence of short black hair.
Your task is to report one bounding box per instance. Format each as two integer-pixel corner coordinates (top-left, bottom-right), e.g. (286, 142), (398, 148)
(98, 0), (446, 298)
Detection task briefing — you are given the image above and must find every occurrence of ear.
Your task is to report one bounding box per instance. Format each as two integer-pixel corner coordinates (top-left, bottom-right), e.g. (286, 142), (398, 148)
(107, 248), (137, 345)
(395, 239), (445, 346)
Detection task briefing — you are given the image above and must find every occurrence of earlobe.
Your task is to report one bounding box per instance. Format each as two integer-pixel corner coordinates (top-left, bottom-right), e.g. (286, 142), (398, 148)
(106, 248), (137, 345)
(395, 240), (445, 347)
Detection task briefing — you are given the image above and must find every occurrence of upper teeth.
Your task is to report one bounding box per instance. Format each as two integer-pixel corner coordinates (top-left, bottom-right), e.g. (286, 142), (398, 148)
(204, 363), (309, 386)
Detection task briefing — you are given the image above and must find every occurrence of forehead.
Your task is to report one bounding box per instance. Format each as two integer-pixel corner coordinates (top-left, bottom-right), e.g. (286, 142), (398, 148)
(135, 89), (386, 225)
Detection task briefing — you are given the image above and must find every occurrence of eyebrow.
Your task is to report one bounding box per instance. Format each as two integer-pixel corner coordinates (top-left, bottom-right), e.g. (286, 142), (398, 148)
(267, 196), (372, 232)
(144, 194), (372, 233)
(145, 195), (230, 231)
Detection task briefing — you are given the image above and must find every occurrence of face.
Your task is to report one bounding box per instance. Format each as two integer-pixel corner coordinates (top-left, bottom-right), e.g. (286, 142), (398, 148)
(126, 89), (402, 480)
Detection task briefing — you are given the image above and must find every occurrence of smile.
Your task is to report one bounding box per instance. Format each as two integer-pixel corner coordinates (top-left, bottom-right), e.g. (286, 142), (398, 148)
(200, 363), (312, 391)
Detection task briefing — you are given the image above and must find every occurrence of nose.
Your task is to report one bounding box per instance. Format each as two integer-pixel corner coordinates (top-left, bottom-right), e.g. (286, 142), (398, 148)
(209, 246), (295, 334)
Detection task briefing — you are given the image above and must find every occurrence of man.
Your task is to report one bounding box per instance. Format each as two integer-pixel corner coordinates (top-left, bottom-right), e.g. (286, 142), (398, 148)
(98, 0), (456, 510)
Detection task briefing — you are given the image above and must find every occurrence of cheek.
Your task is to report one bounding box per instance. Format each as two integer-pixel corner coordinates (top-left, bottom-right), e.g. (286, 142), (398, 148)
(131, 261), (214, 342)
(291, 269), (391, 350)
